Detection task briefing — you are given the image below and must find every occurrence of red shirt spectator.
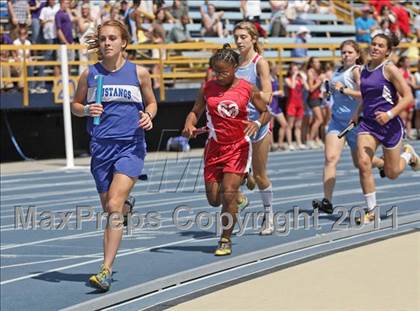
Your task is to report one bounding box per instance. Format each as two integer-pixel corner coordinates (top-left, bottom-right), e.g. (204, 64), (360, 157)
(392, 3), (411, 37)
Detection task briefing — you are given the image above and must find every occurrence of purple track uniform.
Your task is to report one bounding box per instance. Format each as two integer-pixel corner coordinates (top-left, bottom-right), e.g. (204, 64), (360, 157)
(269, 78), (283, 116)
(87, 61), (146, 192)
(359, 61), (404, 149)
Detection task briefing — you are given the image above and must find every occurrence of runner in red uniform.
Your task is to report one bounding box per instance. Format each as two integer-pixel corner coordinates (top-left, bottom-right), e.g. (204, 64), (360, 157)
(183, 44), (271, 256)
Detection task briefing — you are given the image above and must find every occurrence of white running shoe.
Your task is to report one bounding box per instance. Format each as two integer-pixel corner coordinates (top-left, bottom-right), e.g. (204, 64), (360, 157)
(260, 213), (274, 235)
(404, 144), (420, 171)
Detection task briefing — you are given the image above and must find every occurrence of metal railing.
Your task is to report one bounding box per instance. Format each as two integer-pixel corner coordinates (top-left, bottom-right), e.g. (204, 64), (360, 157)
(1, 41), (418, 106)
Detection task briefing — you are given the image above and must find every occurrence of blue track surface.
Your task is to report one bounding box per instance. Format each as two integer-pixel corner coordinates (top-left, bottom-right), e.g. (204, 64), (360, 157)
(1, 142), (419, 310)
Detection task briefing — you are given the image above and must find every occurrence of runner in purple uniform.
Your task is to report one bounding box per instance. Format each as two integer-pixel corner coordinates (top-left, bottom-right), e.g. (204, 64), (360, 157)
(353, 33), (419, 223)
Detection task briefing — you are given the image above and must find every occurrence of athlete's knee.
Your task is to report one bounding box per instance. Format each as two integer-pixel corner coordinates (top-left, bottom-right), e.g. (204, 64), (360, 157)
(358, 155), (372, 172)
(325, 153), (339, 166)
(106, 197), (124, 213)
(384, 166), (399, 180)
(221, 186), (238, 201)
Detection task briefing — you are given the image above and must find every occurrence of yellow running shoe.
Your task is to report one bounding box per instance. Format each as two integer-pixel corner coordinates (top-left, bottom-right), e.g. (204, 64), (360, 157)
(355, 210), (377, 224)
(89, 264), (112, 292)
(214, 237), (232, 256)
(237, 194), (249, 211)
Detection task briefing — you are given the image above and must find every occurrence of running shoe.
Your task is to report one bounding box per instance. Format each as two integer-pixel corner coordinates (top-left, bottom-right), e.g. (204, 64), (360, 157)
(260, 213), (274, 235)
(355, 210), (378, 224)
(89, 264), (112, 292)
(312, 198), (333, 214)
(123, 195), (135, 227)
(214, 237), (232, 256)
(237, 194), (249, 211)
(404, 144), (420, 171)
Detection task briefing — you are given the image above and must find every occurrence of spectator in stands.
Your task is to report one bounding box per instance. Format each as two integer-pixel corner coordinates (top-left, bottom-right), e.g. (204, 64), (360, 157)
(291, 26), (309, 62)
(39, 0), (58, 82)
(415, 14), (420, 40)
(55, 0), (75, 75)
(390, 0), (411, 40)
(369, 0), (391, 20)
(77, 0), (101, 24)
(355, 5), (377, 43)
(131, 0), (155, 43)
(13, 26), (45, 93)
(119, 0), (130, 21)
(102, 4), (125, 23)
(0, 25), (15, 91)
(200, 3), (225, 38)
(240, 0), (262, 21)
(285, 63), (309, 150)
(308, 0), (334, 15)
(170, 0), (189, 22)
(414, 62), (420, 139)
(397, 56), (416, 139)
(269, 0), (288, 37)
(7, 0), (31, 39)
(168, 15), (193, 43)
(306, 57), (326, 149)
(149, 14), (166, 89)
(289, 0), (314, 25)
(377, 5), (396, 34)
(29, 1), (45, 44)
(268, 61), (289, 151)
(139, 0), (155, 23)
(77, 3), (97, 73)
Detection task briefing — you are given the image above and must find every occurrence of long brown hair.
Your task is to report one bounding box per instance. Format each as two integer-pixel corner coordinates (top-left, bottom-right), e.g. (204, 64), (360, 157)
(84, 20), (130, 60)
(340, 39), (365, 65)
(233, 21), (262, 54)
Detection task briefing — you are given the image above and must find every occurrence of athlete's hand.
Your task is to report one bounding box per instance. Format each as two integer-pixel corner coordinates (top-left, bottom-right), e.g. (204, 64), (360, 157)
(139, 111), (153, 131)
(374, 110), (391, 125)
(89, 103), (103, 117)
(182, 124), (197, 139)
(349, 112), (359, 126)
(333, 81), (344, 92)
(243, 120), (260, 137)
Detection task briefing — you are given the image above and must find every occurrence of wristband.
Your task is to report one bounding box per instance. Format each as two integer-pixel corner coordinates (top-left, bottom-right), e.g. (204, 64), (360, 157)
(83, 104), (90, 117)
(254, 120), (262, 129)
(145, 111), (153, 119)
(386, 110), (394, 119)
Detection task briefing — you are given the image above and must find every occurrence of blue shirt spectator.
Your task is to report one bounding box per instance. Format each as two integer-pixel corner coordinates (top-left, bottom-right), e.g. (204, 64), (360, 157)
(291, 26), (309, 62)
(355, 6), (376, 43)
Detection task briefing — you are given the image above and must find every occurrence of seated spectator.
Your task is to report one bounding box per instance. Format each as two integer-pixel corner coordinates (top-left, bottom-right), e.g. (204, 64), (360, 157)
(240, 0), (261, 21)
(291, 26), (310, 62)
(170, 0), (189, 22)
(269, 0), (288, 37)
(290, 0), (314, 25)
(355, 5), (377, 43)
(200, 3), (225, 38)
(369, 0), (391, 21)
(168, 15), (193, 43)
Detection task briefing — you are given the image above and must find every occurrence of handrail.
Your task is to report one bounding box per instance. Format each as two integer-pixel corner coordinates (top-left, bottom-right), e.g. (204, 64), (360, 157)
(1, 42), (418, 106)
